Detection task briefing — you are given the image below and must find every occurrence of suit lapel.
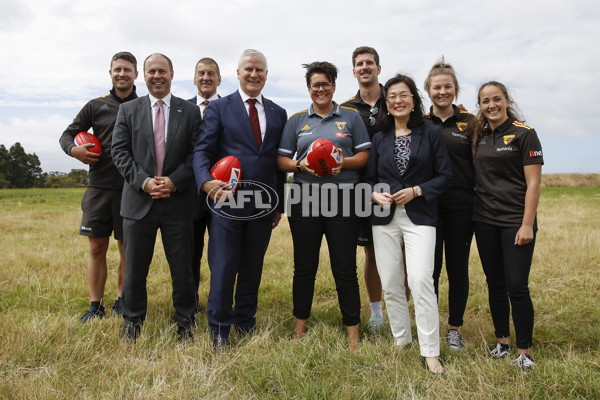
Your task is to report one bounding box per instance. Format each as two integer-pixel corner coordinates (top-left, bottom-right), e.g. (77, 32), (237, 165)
(165, 96), (183, 156)
(405, 125), (422, 173)
(262, 97), (275, 148)
(139, 96), (156, 164)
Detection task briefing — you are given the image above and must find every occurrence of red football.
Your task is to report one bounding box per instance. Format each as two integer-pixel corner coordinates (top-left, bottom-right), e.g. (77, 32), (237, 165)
(306, 139), (340, 176)
(211, 156), (242, 190)
(74, 131), (102, 154)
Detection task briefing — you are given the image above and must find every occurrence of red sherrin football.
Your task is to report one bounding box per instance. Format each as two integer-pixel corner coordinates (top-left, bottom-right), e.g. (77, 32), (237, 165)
(74, 131), (102, 154)
(306, 139), (339, 176)
(211, 156), (242, 190)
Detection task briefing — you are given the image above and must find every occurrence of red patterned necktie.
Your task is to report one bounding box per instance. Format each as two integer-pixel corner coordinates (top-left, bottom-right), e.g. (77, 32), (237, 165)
(154, 99), (165, 176)
(247, 98), (262, 148)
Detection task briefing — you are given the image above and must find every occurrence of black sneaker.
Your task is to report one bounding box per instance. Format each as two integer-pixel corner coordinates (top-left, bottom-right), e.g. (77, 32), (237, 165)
(111, 298), (122, 315)
(80, 302), (105, 323)
(488, 342), (511, 359)
(177, 325), (194, 344)
(446, 329), (463, 351)
(121, 321), (141, 343)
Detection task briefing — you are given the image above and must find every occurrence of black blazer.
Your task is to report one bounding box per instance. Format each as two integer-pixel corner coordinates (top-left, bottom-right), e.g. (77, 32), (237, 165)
(365, 122), (453, 226)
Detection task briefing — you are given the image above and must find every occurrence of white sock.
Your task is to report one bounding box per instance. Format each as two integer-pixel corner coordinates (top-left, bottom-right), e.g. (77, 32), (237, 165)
(370, 301), (383, 319)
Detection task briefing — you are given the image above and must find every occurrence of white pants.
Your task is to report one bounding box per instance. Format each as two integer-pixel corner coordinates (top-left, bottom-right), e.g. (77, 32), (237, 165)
(372, 206), (440, 357)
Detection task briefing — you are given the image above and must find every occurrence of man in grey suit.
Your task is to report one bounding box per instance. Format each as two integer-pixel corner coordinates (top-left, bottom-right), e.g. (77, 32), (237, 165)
(112, 53), (202, 342)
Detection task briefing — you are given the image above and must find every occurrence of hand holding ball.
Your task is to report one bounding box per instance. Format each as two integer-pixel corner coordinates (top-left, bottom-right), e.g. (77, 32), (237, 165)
(210, 156), (242, 191)
(306, 139), (340, 176)
(74, 132), (102, 154)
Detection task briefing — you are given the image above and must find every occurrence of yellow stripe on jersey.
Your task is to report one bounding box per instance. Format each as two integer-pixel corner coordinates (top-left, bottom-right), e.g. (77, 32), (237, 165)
(513, 121), (533, 130)
(290, 109), (309, 118)
(340, 106), (359, 113)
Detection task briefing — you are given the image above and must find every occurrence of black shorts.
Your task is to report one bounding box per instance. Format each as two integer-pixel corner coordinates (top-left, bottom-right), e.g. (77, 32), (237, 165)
(79, 187), (123, 240)
(357, 216), (373, 246)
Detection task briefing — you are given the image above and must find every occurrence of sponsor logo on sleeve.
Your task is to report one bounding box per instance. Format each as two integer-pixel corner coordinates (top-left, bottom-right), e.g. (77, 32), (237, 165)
(529, 150), (543, 157)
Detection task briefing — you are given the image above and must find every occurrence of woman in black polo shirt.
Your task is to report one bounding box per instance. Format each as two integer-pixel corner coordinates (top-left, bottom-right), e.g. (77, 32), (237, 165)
(468, 81), (543, 373)
(423, 57), (475, 351)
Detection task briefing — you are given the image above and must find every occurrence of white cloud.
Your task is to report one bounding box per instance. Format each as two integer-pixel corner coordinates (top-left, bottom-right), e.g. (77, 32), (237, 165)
(1, 0), (599, 172)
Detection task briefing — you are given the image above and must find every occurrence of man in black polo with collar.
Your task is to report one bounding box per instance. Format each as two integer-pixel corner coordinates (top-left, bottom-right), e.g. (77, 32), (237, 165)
(341, 46), (388, 332)
(59, 51), (138, 323)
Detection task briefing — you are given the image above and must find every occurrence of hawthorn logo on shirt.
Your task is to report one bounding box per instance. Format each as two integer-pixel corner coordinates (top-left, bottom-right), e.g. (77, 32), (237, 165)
(335, 121), (347, 130)
(456, 122), (467, 132)
(503, 135), (515, 145)
(529, 150), (543, 157)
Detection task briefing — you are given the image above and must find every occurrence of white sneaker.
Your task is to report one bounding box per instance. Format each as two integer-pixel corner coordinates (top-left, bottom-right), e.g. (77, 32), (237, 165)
(488, 343), (511, 359)
(510, 353), (535, 373)
(367, 315), (384, 332)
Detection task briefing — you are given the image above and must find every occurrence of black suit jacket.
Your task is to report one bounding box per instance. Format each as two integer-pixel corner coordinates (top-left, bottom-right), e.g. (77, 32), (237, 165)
(112, 94), (202, 220)
(365, 123), (453, 227)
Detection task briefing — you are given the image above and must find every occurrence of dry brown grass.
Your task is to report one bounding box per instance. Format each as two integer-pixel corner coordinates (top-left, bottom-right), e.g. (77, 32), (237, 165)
(541, 173), (600, 187)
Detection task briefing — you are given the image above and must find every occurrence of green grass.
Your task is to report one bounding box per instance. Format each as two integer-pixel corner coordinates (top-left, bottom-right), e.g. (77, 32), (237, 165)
(1, 187), (599, 399)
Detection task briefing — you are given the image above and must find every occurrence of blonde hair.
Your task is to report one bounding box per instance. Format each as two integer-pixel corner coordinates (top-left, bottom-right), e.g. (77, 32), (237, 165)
(424, 55), (460, 97)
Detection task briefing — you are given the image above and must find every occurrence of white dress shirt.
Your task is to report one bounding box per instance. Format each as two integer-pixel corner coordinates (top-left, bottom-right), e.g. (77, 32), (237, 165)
(196, 93), (220, 119)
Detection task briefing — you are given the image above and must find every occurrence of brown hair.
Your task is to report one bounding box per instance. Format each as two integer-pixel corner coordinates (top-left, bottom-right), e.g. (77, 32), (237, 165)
(351, 46), (380, 67)
(467, 81), (523, 155)
(111, 51), (137, 71)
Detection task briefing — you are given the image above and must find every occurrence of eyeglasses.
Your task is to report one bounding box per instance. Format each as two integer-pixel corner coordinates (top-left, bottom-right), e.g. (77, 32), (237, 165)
(368, 106), (378, 126)
(386, 93), (413, 102)
(309, 82), (334, 92)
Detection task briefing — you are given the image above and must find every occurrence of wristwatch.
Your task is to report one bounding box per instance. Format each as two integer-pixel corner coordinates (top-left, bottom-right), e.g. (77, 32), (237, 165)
(296, 160), (302, 172)
(414, 186), (422, 197)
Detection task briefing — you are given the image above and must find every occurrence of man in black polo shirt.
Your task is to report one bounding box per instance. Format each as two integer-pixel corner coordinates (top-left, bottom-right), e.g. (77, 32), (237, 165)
(341, 46), (388, 331)
(59, 52), (138, 323)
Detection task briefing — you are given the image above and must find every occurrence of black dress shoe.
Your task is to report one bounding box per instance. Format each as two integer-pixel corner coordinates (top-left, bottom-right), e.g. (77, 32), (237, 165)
(121, 321), (141, 343)
(177, 325), (194, 344)
(212, 337), (230, 353)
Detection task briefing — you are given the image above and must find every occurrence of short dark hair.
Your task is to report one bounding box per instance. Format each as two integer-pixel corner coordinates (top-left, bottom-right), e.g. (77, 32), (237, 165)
(111, 51), (137, 71)
(195, 57), (220, 76)
(351, 46), (380, 67)
(379, 74), (425, 130)
(143, 53), (173, 72)
(302, 61), (338, 86)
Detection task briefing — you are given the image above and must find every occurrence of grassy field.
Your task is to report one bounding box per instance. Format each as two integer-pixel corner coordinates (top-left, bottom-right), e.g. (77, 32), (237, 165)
(0, 183), (599, 399)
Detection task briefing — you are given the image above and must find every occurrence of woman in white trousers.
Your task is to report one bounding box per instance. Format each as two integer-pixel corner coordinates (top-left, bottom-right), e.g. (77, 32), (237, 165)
(365, 74), (453, 375)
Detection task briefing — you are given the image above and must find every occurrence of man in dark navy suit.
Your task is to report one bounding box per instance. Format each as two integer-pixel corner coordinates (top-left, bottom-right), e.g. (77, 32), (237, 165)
(193, 49), (287, 351)
(188, 57), (222, 314)
(112, 53), (201, 343)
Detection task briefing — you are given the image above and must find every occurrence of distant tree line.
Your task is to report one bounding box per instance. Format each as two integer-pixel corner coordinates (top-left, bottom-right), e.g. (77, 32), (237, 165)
(0, 142), (88, 188)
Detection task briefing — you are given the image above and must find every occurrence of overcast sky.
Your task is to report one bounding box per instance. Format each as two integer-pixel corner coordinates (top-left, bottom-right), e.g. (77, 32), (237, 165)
(1, 0), (598, 173)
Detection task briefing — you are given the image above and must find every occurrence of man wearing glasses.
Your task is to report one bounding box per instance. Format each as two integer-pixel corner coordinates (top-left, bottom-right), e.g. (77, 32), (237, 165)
(341, 46), (388, 332)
